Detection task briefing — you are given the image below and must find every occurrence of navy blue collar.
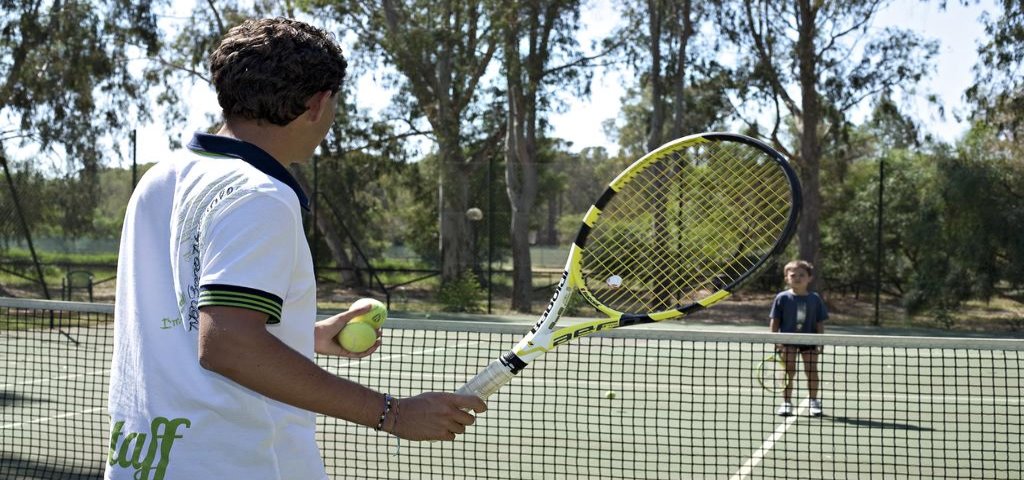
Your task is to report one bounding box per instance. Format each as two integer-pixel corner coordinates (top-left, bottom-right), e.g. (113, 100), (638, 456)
(187, 132), (310, 211)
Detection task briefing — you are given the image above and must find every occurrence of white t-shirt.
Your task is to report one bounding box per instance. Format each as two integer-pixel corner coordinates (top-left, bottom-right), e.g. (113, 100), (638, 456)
(106, 133), (325, 480)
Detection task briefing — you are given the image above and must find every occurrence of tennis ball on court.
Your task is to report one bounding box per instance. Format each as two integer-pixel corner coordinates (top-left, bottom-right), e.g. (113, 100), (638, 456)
(337, 322), (377, 353)
(349, 298), (387, 329)
(605, 390), (617, 399)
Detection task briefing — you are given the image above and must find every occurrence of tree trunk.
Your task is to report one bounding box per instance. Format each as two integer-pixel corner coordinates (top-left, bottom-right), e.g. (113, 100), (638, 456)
(646, 0), (665, 152)
(437, 134), (475, 282)
(500, 0), (582, 312)
(543, 195), (559, 245)
(797, 0), (823, 285)
(509, 188), (535, 312)
(378, 0), (496, 285)
(506, 81), (539, 313)
(670, 0), (694, 139)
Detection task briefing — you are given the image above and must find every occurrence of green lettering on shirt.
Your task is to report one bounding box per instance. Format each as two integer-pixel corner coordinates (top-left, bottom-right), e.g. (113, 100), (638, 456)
(108, 417), (191, 480)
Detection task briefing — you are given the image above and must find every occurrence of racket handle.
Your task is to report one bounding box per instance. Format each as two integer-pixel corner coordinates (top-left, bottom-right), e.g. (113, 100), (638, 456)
(455, 360), (515, 401)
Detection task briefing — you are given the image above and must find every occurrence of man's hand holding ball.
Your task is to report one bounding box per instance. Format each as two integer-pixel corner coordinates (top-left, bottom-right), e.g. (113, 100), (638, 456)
(314, 298), (387, 357)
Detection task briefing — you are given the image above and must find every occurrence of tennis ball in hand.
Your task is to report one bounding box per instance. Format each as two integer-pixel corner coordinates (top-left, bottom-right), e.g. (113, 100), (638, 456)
(349, 298), (387, 329)
(337, 322), (377, 353)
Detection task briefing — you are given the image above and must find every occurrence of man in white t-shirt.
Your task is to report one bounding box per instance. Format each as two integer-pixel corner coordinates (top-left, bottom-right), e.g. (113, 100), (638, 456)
(106, 18), (485, 480)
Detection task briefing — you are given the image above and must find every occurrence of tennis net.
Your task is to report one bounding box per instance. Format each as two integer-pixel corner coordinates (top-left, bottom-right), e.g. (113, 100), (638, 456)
(2, 297), (1021, 479)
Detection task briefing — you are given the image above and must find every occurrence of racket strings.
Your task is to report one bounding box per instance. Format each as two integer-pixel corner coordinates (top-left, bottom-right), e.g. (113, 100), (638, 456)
(581, 141), (793, 313)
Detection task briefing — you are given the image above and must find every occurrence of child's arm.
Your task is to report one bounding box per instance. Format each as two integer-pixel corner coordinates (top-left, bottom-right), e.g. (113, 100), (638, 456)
(769, 316), (782, 351)
(815, 307), (825, 352)
(815, 294), (827, 351)
(769, 295), (782, 350)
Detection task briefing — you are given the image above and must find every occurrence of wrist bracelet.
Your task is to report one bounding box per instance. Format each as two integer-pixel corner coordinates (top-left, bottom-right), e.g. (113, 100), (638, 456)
(375, 394), (394, 431)
(387, 399), (400, 434)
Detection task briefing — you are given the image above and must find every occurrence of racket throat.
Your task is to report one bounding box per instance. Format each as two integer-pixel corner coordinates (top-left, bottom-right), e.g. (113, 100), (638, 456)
(499, 351), (528, 374)
(532, 270), (573, 334)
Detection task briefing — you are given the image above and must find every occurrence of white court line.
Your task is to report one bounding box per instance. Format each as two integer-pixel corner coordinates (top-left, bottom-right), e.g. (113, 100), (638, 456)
(1, 407), (105, 430)
(1, 369), (107, 390)
(729, 398), (809, 480)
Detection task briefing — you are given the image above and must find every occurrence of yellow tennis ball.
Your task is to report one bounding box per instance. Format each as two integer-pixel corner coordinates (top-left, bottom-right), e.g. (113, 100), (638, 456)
(349, 298), (387, 329)
(605, 390), (617, 399)
(337, 322), (377, 353)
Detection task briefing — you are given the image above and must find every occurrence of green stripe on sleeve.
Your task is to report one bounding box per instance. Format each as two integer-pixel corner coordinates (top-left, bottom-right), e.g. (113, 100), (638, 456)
(198, 290), (282, 324)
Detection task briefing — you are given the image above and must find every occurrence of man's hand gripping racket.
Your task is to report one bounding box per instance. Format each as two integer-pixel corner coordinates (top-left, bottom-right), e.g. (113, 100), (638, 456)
(457, 132), (803, 401)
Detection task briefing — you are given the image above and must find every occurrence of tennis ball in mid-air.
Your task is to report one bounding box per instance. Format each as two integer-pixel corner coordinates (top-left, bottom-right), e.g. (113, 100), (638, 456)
(349, 298), (388, 329)
(337, 322), (378, 352)
(605, 390), (617, 399)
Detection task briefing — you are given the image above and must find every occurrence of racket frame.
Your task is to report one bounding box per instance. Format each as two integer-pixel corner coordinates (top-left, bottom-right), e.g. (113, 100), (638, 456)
(457, 132), (802, 400)
(756, 352), (789, 393)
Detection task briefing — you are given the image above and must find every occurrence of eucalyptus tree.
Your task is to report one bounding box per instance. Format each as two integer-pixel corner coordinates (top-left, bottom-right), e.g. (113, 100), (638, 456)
(319, 0), (504, 283)
(718, 0), (937, 282)
(1, 0), (161, 233)
(498, 0), (596, 311)
(617, 0), (700, 151)
(1, 0), (160, 293)
(1, 0), (161, 168)
(968, 0), (1024, 134)
(960, 0), (1024, 312)
(603, 0), (733, 164)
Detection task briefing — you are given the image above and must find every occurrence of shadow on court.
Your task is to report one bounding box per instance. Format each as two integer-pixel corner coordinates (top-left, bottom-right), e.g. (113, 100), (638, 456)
(0, 390), (52, 409)
(826, 415), (934, 432)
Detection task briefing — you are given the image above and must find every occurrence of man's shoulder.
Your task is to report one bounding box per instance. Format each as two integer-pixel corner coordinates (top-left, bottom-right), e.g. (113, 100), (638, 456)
(180, 155), (299, 206)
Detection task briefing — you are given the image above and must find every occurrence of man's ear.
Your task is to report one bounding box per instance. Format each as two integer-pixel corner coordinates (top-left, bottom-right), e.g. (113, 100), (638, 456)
(305, 90), (334, 123)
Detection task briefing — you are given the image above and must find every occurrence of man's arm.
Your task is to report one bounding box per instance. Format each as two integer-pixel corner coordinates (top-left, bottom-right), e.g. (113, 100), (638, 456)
(197, 306), (485, 441)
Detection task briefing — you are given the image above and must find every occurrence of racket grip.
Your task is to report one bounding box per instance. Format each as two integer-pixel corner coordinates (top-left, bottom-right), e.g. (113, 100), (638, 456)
(455, 360), (515, 401)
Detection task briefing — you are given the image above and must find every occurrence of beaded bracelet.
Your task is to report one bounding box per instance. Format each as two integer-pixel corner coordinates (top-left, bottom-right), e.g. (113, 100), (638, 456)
(375, 394), (394, 431)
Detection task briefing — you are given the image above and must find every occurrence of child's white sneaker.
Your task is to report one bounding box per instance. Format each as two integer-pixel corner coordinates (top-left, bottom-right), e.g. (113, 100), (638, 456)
(809, 398), (823, 416)
(777, 401), (793, 416)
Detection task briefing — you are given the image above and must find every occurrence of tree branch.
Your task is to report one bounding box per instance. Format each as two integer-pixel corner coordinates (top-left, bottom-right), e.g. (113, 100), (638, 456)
(742, 0), (801, 117)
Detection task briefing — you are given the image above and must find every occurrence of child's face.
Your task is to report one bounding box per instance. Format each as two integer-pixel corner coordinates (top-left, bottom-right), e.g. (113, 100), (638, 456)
(784, 268), (812, 289)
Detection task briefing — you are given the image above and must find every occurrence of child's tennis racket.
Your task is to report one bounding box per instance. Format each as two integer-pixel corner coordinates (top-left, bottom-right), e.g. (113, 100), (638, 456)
(457, 132), (803, 401)
(756, 351), (789, 393)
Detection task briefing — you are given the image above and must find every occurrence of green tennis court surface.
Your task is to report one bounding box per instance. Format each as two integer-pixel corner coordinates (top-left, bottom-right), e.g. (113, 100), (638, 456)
(3, 298), (1021, 479)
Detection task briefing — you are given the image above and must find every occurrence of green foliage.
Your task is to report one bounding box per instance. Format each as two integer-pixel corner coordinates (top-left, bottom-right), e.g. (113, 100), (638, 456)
(891, 139), (1024, 322)
(390, 154), (441, 265)
(968, 0), (1024, 132)
(0, 161), (153, 251)
(556, 146), (629, 217)
(609, 76), (734, 159)
(820, 116), (1024, 326)
(1, 0), (161, 172)
(436, 271), (486, 313)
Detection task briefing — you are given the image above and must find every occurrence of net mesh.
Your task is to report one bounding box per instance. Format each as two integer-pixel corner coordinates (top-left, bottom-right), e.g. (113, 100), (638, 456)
(582, 139), (795, 313)
(2, 298), (1022, 479)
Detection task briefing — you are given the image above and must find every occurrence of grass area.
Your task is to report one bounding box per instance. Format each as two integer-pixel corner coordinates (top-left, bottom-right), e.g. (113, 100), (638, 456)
(0, 249), (117, 299)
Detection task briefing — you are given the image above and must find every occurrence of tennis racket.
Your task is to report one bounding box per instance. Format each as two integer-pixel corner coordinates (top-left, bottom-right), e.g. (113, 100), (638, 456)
(456, 132), (803, 401)
(756, 351), (789, 393)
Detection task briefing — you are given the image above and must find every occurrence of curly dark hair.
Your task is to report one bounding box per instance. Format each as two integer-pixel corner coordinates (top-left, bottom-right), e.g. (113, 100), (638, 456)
(209, 18), (347, 126)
